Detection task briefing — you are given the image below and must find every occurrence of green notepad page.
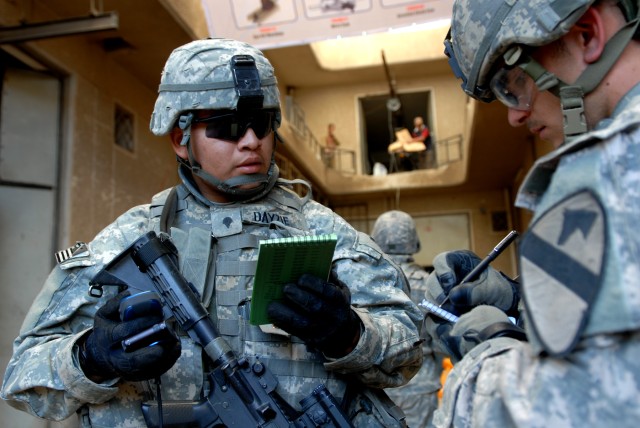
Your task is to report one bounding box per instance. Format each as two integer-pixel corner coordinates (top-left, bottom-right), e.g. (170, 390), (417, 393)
(250, 234), (338, 326)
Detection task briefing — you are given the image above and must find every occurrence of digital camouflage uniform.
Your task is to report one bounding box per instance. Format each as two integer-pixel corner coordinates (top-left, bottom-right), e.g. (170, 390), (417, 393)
(0, 39), (424, 427)
(371, 211), (440, 428)
(436, 81), (640, 428)
(435, 1), (640, 426)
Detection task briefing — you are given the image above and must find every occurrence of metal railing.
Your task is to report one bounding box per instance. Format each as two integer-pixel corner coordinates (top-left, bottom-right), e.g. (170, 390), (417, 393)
(434, 134), (463, 166)
(284, 96), (357, 174)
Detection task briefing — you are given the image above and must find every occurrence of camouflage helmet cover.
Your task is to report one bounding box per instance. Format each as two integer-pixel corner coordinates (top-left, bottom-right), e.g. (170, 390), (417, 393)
(371, 210), (421, 255)
(448, 0), (596, 102)
(150, 38), (281, 135)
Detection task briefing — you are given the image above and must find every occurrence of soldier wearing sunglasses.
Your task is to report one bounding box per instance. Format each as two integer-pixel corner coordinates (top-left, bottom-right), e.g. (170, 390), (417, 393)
(1, 39), (423, 427)
(424, 0), (640, 426)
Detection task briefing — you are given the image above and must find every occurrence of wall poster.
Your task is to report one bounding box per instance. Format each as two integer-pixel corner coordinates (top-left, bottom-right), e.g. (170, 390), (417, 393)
(202, 0), (454, 49)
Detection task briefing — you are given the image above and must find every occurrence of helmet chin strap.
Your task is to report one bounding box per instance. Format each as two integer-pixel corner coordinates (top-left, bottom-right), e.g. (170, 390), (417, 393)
(559, 17), (639, 142)
(177, 113), (280, 202)
(528, 17), (640, 143)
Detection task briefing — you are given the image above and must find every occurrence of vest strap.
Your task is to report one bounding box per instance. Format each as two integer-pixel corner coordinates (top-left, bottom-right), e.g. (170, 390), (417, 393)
(215, 260), (258, 276)
(216, 234), (260, 253)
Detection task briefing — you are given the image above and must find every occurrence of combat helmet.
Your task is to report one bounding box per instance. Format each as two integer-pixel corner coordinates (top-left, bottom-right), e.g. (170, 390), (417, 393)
(444, 0), (639, 142)
(150, 38), (281, 201)
(371, 210), (421, 255)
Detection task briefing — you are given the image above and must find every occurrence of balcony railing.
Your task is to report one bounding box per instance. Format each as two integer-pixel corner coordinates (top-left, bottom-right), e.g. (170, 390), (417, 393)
(386, 134), (463, 173)
(284, 96), (356, 174)
(434, 134), (463, 166)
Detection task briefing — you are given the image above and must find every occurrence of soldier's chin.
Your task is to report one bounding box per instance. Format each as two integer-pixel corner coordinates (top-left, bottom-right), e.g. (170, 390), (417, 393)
(237, 182), (262, 191)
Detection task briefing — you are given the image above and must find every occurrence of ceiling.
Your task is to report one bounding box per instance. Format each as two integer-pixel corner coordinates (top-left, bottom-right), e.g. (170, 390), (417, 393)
(264, 21), (452, 88)
(265, 43), (452, 88)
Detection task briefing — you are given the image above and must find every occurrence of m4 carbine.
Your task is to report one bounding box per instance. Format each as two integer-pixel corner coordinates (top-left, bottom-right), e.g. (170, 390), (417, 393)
(90, 231), (353, 428)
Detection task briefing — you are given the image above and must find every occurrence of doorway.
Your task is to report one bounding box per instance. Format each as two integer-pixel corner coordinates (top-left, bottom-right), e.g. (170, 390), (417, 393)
(359, 90), (432, 174)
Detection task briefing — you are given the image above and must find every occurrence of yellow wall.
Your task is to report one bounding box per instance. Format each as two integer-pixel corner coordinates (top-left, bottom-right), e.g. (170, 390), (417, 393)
(1, 2), (178, 245)
(294, 70), (468, 175)
(329, 188), (518, 278)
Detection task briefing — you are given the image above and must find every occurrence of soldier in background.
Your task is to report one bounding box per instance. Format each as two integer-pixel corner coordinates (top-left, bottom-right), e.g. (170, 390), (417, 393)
(425, 0), (640, 426)
(372, 210), (440, 428)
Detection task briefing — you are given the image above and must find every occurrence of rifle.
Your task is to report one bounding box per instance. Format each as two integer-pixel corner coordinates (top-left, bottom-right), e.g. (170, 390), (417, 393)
(90, 231), (353, 428)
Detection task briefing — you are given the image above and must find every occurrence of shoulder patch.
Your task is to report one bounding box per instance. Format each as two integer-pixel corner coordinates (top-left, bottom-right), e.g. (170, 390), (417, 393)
(55, 242), (93, 269)
(520, 189), (607, 356)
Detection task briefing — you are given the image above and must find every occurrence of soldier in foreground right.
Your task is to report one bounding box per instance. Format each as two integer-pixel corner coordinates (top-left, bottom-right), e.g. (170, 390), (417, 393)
(424, 0), (640, 426)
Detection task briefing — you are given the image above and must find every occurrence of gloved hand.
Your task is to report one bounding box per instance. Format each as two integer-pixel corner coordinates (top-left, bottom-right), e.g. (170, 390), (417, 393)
(79, 291), (181, 382)
(425, 250), (519, 316)
(424, 305), (524, 362)
(267, 274), (361, 357)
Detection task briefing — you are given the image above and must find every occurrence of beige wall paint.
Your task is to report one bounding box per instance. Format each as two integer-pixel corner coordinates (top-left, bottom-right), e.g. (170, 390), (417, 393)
(334, 188), (519, 278)
(1, 2), (179, 245)
(293, 69), (468, 176)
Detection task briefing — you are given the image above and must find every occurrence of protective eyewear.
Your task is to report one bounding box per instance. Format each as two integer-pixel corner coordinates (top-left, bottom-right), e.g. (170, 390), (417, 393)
(193, 109), (277, 142)
(490, 65), (538, 111)
(490, 46), (564, 112)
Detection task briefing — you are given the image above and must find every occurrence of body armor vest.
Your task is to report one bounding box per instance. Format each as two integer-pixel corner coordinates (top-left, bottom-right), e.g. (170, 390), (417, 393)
(148, 183), (343, 408)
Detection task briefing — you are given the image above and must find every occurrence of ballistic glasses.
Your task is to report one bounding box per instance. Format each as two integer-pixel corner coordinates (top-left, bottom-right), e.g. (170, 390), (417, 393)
(192, 109), (278, 142)
(489, 46), (564, 112)
(490, 65), (537, 111)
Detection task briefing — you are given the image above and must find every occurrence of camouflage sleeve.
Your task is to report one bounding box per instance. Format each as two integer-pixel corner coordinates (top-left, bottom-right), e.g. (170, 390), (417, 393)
(0, 206), (151, 420)
(434, 335), (640, 426)
(303, 202), (423, 388)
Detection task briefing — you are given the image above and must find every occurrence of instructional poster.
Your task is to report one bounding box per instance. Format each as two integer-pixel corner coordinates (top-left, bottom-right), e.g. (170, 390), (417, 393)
(202, 0), (454, 49)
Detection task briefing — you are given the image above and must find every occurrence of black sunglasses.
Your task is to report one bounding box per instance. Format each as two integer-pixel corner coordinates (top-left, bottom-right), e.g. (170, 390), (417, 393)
(192, 109), (277, 142)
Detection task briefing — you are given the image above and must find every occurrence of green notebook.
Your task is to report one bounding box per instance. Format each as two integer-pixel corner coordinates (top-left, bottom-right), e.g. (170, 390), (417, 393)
(250, 234), (338, 326)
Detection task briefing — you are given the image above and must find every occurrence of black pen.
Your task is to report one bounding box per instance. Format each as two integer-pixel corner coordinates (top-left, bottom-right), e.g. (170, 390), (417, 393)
(439, 230), (519, 307)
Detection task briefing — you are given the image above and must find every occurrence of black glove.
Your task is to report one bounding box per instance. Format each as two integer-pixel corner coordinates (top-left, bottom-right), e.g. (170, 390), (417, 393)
(426, 250), (520, 316)
(267, 274), (361, 357)
(424, 305), (526, 362)
(79, 291), (181, 382)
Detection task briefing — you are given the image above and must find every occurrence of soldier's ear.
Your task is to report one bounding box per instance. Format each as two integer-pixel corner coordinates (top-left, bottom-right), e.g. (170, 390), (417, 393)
(170, 128), (188, 160)
(573, 5), (607, 64)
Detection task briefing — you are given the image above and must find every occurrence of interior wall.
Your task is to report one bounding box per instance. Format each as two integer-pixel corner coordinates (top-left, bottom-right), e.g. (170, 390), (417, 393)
(64, 63), (177, 244)
(293, 67), (467, 175)
(22, 24), (178, 246)
(282, 57), (521, 274)
(335, 188), (518, 278)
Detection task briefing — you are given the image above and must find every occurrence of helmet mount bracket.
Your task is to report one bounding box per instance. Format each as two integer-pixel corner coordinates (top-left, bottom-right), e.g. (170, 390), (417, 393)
(231, 55), (264, 110)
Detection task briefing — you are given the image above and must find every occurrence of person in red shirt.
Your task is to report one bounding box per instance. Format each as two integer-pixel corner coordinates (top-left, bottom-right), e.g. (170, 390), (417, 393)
(411, 116), (435, 168)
